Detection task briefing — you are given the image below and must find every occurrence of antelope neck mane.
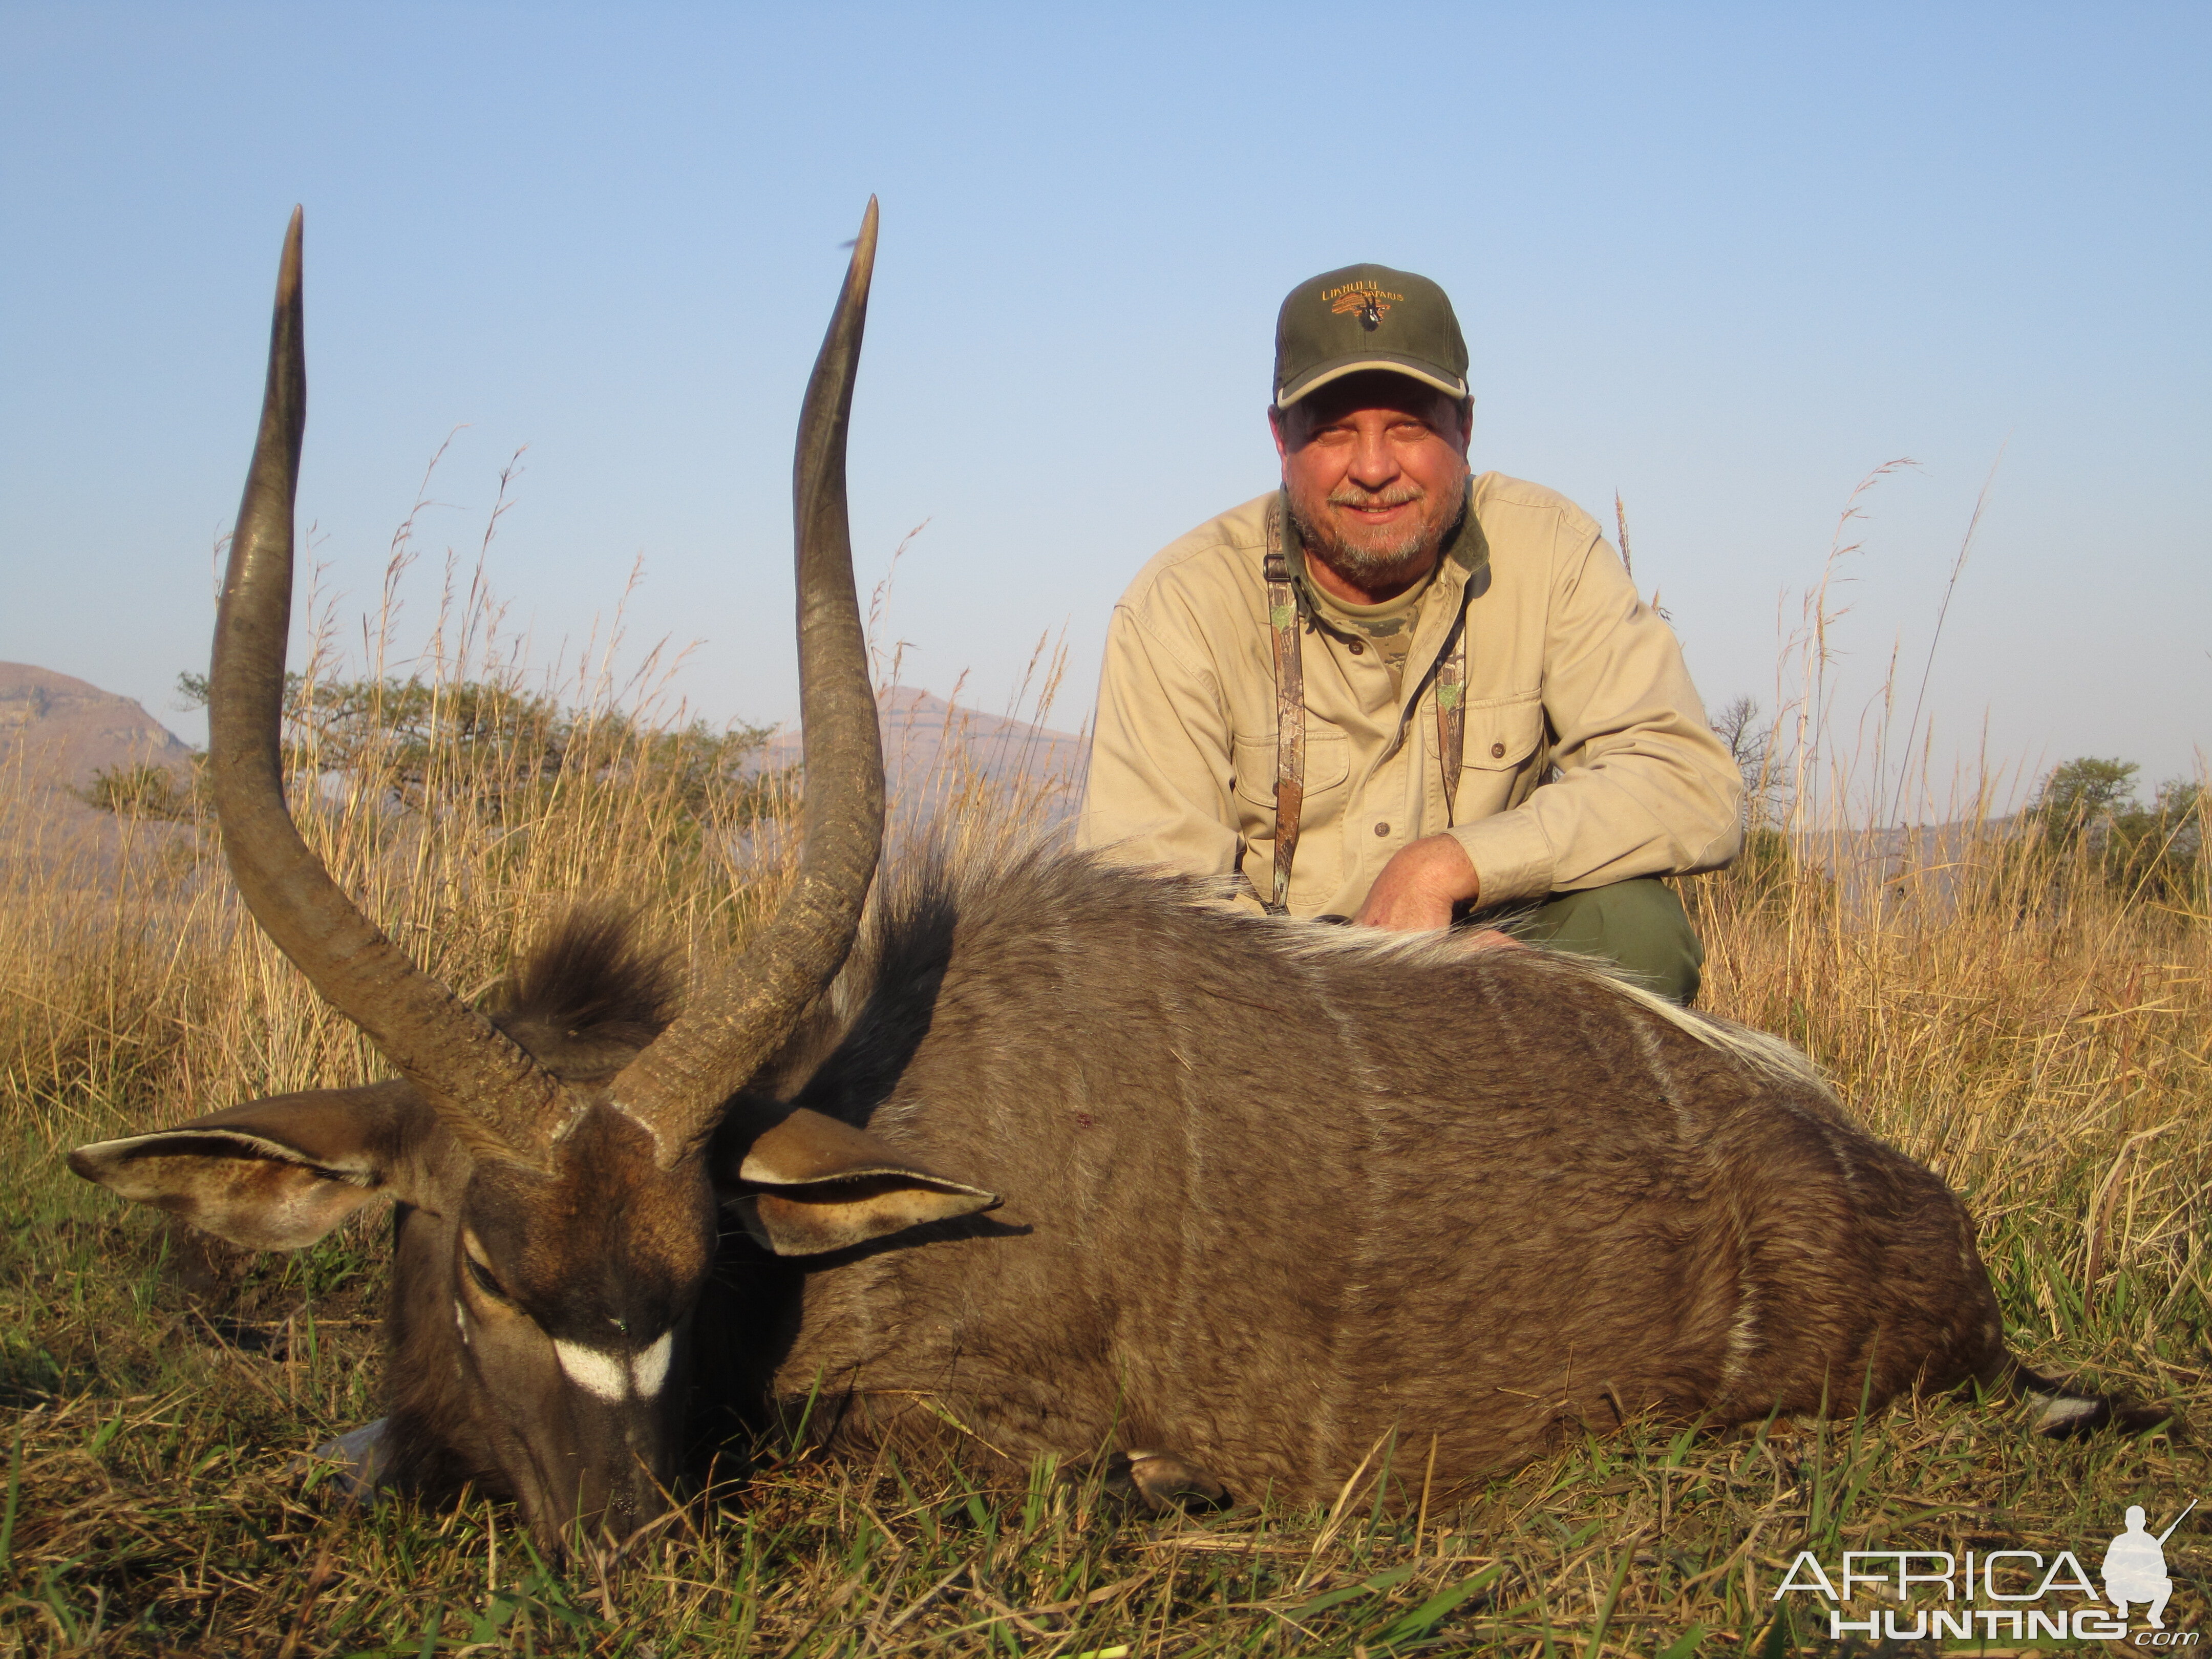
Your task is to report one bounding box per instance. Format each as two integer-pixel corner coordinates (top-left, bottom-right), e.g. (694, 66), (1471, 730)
(487, 906), (684, 1082)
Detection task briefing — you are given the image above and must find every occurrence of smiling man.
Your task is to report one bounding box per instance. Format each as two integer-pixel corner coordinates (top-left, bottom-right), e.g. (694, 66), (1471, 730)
(1075, 263), (1743, 1002)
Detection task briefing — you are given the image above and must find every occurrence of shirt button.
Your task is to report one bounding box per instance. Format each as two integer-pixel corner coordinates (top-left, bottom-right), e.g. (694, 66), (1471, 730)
(1491, 741), (1506, 758)
(1347, 639), (1365, 654)
(1374, 821), (1390, 837)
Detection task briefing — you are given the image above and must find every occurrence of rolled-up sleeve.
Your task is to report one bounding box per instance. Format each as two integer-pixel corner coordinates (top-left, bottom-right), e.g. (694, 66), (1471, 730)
(1447, 526), (1744, 903)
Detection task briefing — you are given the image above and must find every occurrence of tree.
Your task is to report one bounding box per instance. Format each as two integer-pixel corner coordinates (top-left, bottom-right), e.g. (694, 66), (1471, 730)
(1709, 694), (1775, 821)
(2031, 756), (2140, 840)
(153, 670), (781, 826)
(2024, 756), (2206, 910)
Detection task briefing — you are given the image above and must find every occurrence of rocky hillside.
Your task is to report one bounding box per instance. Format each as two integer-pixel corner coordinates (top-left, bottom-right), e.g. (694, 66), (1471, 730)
(0, 665), (197, 878)
(760, 686), (1087, 823)
(0, 664), (195, 791)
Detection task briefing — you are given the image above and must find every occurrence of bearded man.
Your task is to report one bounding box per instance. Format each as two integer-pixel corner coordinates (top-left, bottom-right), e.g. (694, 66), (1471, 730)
(1075, 263), (1743, 1003)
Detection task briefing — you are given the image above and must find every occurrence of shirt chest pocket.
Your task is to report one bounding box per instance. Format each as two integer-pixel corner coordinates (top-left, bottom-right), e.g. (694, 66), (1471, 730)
(1459, 694), (1547, 775)
(1232, 728), (1352, 813)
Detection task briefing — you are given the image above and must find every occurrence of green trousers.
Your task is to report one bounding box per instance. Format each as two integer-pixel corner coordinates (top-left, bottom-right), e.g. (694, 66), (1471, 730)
(1481, 876), (1704, 1005)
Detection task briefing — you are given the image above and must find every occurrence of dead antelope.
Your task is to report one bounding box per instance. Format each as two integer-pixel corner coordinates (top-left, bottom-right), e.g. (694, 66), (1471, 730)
(72, 205), (2152, 1557)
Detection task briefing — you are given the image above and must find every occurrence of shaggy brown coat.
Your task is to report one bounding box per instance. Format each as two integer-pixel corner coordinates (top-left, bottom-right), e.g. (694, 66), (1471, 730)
(699, 847), (2010, 1503)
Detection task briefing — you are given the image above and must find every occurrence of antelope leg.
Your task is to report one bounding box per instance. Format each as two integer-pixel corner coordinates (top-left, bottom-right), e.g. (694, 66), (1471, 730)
(1117, 1447), (1230, 1514)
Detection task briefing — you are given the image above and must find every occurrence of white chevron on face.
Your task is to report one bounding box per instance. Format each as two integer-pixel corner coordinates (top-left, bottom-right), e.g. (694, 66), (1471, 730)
(552, 1339), (628, 1401)
(631, 1330), (674, 1397)
(551, 1332), (674, 1401)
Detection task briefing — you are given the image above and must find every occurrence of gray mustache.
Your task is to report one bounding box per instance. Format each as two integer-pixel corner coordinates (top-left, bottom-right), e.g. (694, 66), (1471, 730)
(1327, 484), (1425, 509)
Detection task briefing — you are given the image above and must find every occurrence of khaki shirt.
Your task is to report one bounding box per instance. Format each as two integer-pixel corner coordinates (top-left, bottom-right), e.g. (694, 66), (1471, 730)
(1075, 476), (1745, 917)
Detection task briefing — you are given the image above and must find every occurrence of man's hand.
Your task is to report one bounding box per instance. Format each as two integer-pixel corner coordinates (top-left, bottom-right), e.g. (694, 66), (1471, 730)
(1353, 834), (1483, 933)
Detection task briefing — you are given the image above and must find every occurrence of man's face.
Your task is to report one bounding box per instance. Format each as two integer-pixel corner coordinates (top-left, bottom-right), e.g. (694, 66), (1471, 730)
(1271, 371), (1472, 592)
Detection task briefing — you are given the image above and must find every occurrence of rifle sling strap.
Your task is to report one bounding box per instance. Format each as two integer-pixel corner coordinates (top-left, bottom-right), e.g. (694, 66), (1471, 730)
(1263, 498), (1304, 916)
(1436, 614), (1465, 816)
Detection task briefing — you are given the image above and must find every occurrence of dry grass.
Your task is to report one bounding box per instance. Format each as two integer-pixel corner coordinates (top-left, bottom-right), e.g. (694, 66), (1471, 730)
(2, 542), (2207, 1655)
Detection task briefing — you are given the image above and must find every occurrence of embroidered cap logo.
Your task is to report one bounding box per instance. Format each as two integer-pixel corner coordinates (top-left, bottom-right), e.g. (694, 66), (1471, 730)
(1330, 288), (1390, 331)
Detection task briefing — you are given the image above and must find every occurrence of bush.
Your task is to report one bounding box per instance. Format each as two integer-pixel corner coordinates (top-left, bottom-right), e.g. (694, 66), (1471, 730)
(2020, 756), (2207, 912)
(74, 760), (203, 822)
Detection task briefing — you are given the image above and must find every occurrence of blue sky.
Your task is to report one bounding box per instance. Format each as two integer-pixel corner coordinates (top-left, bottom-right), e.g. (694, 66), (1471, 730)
(4, 3), (2206, 810)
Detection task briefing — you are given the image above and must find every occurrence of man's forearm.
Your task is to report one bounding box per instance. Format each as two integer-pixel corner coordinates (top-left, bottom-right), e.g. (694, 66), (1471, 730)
(1353, 834), (1480, 931)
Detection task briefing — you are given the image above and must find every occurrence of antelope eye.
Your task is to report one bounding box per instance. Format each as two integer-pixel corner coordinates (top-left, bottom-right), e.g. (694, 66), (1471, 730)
(464, 1251), (507, 1301)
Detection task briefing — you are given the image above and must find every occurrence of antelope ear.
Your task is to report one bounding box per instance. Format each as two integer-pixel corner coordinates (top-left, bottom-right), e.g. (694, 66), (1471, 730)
(67, 1081), (431, 1251)
(717, 1104), (999, 1258)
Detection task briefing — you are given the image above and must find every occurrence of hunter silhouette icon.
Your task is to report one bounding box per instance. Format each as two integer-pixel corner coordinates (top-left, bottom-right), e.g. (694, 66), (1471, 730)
(2104, 1500), (2195, 1628)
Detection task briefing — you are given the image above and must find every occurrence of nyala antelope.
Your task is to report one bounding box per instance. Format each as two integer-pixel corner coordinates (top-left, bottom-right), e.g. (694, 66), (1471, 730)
(72, 204), (2155, 1559)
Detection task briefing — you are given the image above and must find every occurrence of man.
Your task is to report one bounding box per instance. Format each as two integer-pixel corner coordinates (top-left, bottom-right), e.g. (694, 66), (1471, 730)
(1075, 262), (1743, 1003)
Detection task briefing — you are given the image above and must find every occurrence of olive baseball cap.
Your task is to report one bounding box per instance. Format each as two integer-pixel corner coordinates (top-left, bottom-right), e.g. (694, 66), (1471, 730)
(1273, 263), (1469, 408)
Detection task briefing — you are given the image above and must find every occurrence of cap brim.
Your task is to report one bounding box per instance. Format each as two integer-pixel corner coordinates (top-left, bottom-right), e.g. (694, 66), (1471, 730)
(1275, 355), (1469, 408)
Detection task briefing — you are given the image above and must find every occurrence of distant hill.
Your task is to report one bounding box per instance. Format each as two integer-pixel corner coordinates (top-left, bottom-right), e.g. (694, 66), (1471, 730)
(1, 670), (1091, 881)
(760, 686), (1087, 819)
(1788, 815), (2035, 915)
(0, 663), (195, 791)
(0, 664), (198, 881)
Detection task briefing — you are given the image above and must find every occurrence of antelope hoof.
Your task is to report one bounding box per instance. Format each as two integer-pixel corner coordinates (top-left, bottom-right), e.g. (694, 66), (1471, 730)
(1117, 1448), (1229, 1514)
(2028, 1392), (2173, 1438)
(294, 1417), (391, 1503)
